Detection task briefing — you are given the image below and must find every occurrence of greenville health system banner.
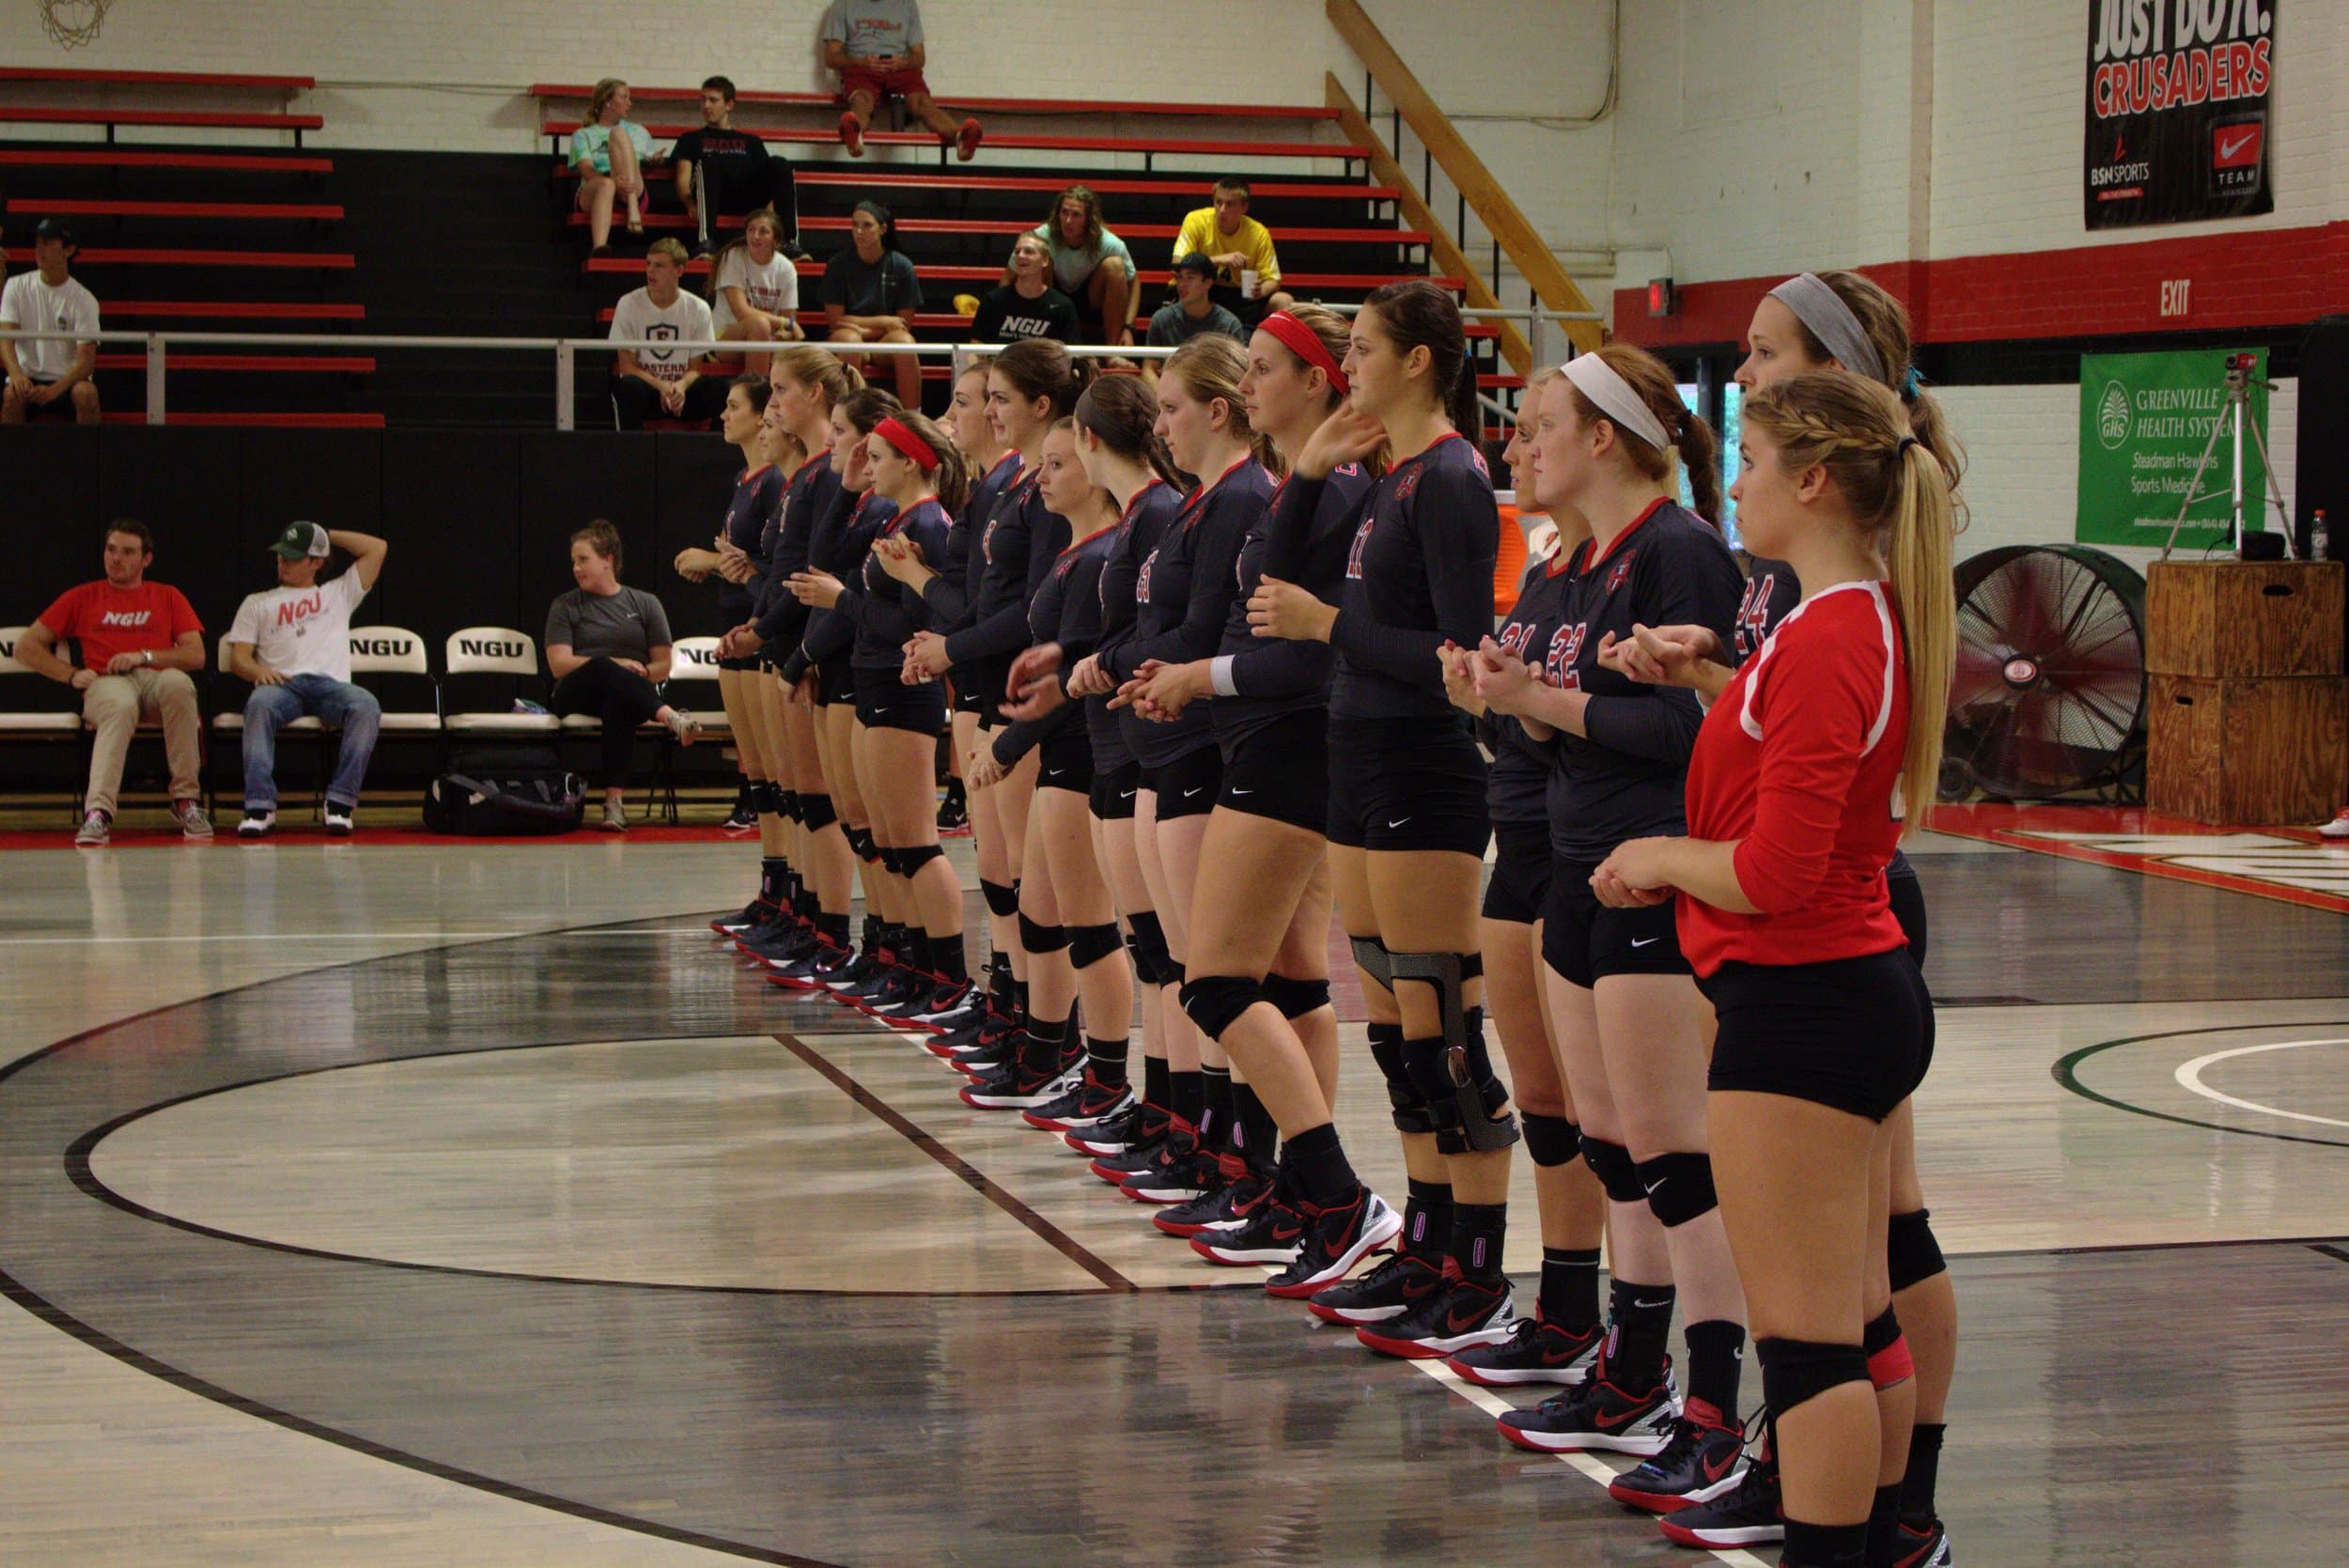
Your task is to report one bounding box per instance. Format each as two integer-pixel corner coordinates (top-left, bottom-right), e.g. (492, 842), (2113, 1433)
(2077, 347), (2268, 550)
(2086, 0), (2275, 229)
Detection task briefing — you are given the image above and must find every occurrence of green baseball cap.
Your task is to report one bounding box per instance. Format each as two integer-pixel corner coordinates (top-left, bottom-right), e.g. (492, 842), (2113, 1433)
(271, 521), (331, 560)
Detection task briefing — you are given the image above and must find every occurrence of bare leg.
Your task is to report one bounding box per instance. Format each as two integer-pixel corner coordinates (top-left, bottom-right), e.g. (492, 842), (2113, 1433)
(605, 131), (644, 232)
(579, 174), (616, 250)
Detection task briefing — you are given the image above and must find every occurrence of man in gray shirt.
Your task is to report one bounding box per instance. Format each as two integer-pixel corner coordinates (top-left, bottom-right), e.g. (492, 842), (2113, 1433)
(1145, 252), (1247, 384)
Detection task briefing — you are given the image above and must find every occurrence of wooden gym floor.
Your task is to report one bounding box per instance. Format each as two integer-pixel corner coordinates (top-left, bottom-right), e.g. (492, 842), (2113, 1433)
(4, 817), (2348, 1564)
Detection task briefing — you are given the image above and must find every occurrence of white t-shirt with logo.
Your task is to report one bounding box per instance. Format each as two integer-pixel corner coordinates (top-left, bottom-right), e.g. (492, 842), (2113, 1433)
(609, 287), (715, 382)
(0, 271), (101, 381)
(226, 569), (369, 682)
(711, 249), (800, 335)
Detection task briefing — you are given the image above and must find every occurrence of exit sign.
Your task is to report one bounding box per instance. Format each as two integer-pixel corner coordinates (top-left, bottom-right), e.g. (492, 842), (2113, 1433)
(2159, 279), (2192, 318)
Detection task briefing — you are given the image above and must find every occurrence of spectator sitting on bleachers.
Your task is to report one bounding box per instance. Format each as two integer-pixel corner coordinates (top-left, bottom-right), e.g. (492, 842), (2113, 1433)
(571, 77), (652, 255)
(673, 75), (807, 262)
(610, 239), (727, 429)
(1027, 185), (1133, 345)
(821, 201), (923, 408)
(821, 0), (982, 162)
(1, 219), (101, 426)
(547, 520), (701, 833)
(970, 234), (1080, 346)
(225, 522), (390, 840)
(1174, 177), (1294, 326)
(1143, 252), (1247, 383)
(710, 207), (802, 377)
(16, 520), (209, 847)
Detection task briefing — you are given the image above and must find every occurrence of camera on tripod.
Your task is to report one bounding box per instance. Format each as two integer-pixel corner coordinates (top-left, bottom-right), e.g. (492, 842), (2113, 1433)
(2225, 352), (2259, 373)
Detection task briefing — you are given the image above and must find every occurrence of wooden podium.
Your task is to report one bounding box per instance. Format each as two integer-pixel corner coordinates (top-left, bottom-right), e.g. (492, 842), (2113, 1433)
(2145, 560), (2348, 824)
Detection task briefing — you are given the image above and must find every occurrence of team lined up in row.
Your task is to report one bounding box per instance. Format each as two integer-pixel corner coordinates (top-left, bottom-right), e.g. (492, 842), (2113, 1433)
(701, 271), (1959, 1568)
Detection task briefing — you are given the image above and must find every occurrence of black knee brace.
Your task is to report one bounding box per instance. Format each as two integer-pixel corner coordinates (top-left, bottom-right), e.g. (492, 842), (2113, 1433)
(1348, 935), (1392, 988)
(1367, 1021), (1438, 1136)
(1019, 912), (1069, 954)
(980, 878), (1019, 918)
(897, 842), (944, 875)
(1388, 951), (1512, 1154)
(1888, 1207), (1947, 1293)
(1125, 910), (1173, 986)
(1262, 973), (1330, 1019)
(1634, 1150), (1719, 1228)
(1067, 921), (1123, 969)
(1579, 1133), (1644, 1204)
(846, 826), (879, 864)
(1521, 1112), (1581, 1168)
(777, 788), (801, 823)
(754, 781), (783, 814)
(800, 792), (837, 831)
(1756, 1337), (1869, 1421)
(876, 846), (906, 877)
(1179, 974), (1265, 1040)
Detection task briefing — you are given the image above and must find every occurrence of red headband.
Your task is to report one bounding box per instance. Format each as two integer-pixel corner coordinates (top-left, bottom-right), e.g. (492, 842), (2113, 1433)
(1260, 310), (1349, 396)
(874, 415), (937, 470)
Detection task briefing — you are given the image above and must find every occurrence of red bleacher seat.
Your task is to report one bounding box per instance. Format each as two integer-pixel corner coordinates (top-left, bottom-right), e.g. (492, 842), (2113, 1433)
(581, 255), (1455, 291)
(543, 121), (1362, 163)
(106, 301), (365, 321)
(566, 210), (1426, 246)
(530, 83), (1336, 122)
(10, 198), (344, 222)
(95, 354), (376, 374)
(0, 149), (332, 175)
(0, 107), (321, 132)
(788, 171), (1401, 203)
(74, 247), (354, 270)
(0, 67), (313, 89)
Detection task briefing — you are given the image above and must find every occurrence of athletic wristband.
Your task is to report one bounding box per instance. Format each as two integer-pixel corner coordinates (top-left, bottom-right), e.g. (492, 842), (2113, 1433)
(1209, 655), (1239, 697)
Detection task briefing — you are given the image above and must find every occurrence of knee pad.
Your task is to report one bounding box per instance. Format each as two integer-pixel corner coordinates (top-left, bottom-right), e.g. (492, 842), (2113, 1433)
(1123, 910), (1173, 986)
(1634, 1150), (1719, 1228)
(800, 792), (837, 831)
(845, 826), (879, 864)
(1261, 973), (1330, 1019)
(1888, 1207), (1947, 1293)
(754, 781), (783, 814)
(1367, 1021), (1438, 1136)
(980, 878), (1020, 918)
(1864, 1306), (1913, 1389)
(1521, 1112), (1581, 1168)
(1755, 1337), (1869, 1421)
(896, 842), (944, 876)
(1390, 952), (1512, 1154)
(1579, 1133), (1644, 1204)
(777, 788), (801, 823)
(1067, 921), (1123, 970)
(1178, 974), (1265, 1040)
(1348, 935), (1392, 989)
(875, 846), (906, 877)
(1018, 912), (1069, 955)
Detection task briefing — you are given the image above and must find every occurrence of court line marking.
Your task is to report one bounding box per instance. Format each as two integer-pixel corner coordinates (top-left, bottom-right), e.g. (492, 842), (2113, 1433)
(2050, 1023), (2349, 1149)
(2174, 1037), (2349, 1130)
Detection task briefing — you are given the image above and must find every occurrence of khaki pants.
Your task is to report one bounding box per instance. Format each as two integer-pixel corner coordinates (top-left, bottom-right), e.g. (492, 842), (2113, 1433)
(84, 667), (202, 816)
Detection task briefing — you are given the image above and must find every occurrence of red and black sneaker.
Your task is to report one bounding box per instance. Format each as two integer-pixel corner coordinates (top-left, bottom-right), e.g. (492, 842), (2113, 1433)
(1151, 1153), (1256, 1237)
(1263, 1188), (1403, 1300)
(1606, 1397), (1746, 1512)
(1444, 1304), (1605, 1387)
(1189, 1177), (1301, 1265)
(1021, 1069), (1133, 1132)
(1303, 1251), (1443, 1325)
(1657, 1444), (1781, 1550)
(959, 1052), (1079, 1110)
(1068, 1100), (1168, 1158)
(712, 898), (775, 936)
(897, 978), (979, 1034)
(767, 939), (849, 991)
(1890, 1518), (1952, 1568)
(1088, 1113), (1189, 1186)
(1118, 1133), (1220, 1204)
(1353, 1262), (1516, 1359)
(1496, 1357), (1679, 1455)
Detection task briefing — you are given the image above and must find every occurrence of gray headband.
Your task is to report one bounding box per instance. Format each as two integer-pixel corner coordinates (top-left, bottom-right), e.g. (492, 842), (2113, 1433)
(1563, 353), (1672, 451)
(1768, 272), (1887, 385)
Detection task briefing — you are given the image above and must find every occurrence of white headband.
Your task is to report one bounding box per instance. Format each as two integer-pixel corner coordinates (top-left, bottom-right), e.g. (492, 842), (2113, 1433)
(1767, 272), (1888, 385)
(1563, 353), (1672, 452)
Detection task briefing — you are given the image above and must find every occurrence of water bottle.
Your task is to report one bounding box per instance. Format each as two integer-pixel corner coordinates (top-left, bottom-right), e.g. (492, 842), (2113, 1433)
(2315, 508), (2331, 563)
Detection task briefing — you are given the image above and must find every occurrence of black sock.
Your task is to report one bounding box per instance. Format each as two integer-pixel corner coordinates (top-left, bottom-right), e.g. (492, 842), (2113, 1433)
(1402, 1177), (1453, 1267)
(1198, 1063), (1233, 1150)
(1231, 1079), (1278, 1170)
(1086, 1033), (1128, 1089)
(1683, 1318), (1746, 1418)
(759, 858), (786, 904)
(1282, 1121), (1358, 1206)
(932, 930), (968, 983)
(1012, 978), (1031, 1027)
(1782, 1519), (1867, 1568)
(1540, 1246), (1603, 1332)
(1607, 1279), (1675, 1387)
(817, 912), (850, 946)
(1019, 1015), (1068, 1075)
(795, 883), (817, 921)
(1143, 1055), (1171, 1109)
(1864, 1483), (1905, 1568)
(1168, 1068), (1204, 1130)
(860, 913), (881, 954)
(1901, 1422), (1944, 1526)
(1451, 1201), (1507, 1283)
(903, 928), (933, 971)
(988, 956), (1015, 1011)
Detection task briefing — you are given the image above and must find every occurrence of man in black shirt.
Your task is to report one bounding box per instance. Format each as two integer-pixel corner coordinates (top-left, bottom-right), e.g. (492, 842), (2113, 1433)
(671, 76), (806, 261)
(970, 234), (1081, 345)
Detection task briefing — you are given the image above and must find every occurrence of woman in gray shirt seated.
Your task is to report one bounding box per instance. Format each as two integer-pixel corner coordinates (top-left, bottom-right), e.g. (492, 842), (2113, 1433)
(547, 520), (702, 831)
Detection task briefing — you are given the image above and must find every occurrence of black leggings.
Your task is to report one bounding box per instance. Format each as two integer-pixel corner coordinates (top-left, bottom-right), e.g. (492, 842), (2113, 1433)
(552, 657), (664, 787)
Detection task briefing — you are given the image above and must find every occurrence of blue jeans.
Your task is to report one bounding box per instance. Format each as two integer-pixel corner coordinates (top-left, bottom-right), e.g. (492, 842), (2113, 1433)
(242, 675), (381, 811)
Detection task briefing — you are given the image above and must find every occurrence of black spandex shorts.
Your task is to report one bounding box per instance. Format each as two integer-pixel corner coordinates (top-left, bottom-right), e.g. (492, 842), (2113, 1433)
(1482, 824), (1553, 924)
(950, 668), (986, 716)
(719, 651), (759, 674)
(854, 667), (946, 736)
(816, 657), (857, 708)
(1091, 760), (1142, 820)
(1888, 860), (1928, 965)
(1540, 856), (1691, 987)
(1701, 947), (1931, 1122)
(1036, 722), (1094, 794)
(1143, 744), (1221, 821)
(1216, 709), (1327, 834)
(1325, 715), (1490, 856)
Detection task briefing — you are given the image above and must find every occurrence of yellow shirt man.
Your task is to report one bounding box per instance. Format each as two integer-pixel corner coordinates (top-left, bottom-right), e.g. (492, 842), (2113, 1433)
(1173, 183), (1283, 296)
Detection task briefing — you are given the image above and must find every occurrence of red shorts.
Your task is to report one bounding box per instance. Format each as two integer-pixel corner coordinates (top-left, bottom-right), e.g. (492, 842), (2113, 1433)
(839, 65), (929, 103)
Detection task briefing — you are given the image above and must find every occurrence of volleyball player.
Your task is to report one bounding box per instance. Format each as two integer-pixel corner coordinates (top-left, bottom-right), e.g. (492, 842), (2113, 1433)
(1068, 334), (1273, 1206)
(788, 409), (972, 1023)
(957, 417), (1135, 1108)
(1591, 368), (1953, 1568)
(1236, 280), (1502, 1315)
(1467, 347), (1751, 1486)
(1435, 375), (1612, 1386)
(699, 378), (786, 906)
(1115, 306), (1364, 1245)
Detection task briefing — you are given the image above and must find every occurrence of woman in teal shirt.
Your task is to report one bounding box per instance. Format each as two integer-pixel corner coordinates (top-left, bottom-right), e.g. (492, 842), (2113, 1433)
(572, 77), (652, 253)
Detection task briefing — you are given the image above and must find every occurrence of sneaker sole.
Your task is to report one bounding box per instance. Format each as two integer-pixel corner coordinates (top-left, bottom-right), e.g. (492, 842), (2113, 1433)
(1264, 1202), (1405, 1300)
(1190, 1236), (1301, 1265)
(1442, 1356), (1592, 1388)
(960, 1089), (1065, 1110)
(1119, 1183), (1207, 1204)
(1306, 1296), (1419, 1325)
(1021, 1099), (1132, 1133)
(1606, 1466), (1746, 1514)
(1355, 1314), (1516, 1360)
(1496, 1421), (1672, 1457)
(767, 972), (836, 991)
(1657, 1518), (1785, 1549)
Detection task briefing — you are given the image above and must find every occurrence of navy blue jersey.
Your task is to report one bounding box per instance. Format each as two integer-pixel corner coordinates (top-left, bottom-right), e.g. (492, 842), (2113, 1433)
(928, 451), (1022, 635)
(799, 489), (899, 675)
(718, 461), (787, 619)
(1213, 462), (1377, 747)
(1486, 546), (1579, 828)
(839, 497), (953, 669)
(942, 470), (1069, 709)
(1090, 479), (1185, 771)
(1329, 433), (1500, 721)
(1541, 498), (1744, 863)
(754, 457), (842, 647)
(991, 524), (1119, 768)
(1101, 456), (1274, 769)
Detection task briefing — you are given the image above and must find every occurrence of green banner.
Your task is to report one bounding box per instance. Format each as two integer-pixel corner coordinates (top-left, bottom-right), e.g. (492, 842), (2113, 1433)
(2077, 347), (2267, 550)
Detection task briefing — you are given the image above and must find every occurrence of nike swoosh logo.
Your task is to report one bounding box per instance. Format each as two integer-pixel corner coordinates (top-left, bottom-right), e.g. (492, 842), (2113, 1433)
(1594, 1404), (1645, 1430)
(1231, 786), (1253, 795)
(1629, 1296), (1673, 1310)
(1387, 817), (1409, 828)
(1701, 1450), (1739, 1483)
(2218, 130), (2254, 160)
(1630, 937), (1660, 948)
(1120, 789), (1136, 799)
(1446, 1306), (1494, 1333)
(1642, 1178), (1667, 1193)
(1183, 786), (1203, 798)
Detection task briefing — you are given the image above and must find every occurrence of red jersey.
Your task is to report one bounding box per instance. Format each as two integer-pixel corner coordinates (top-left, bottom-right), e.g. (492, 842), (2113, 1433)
(1677, 580), (1909, 976)
(37, 580), (203, 673)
